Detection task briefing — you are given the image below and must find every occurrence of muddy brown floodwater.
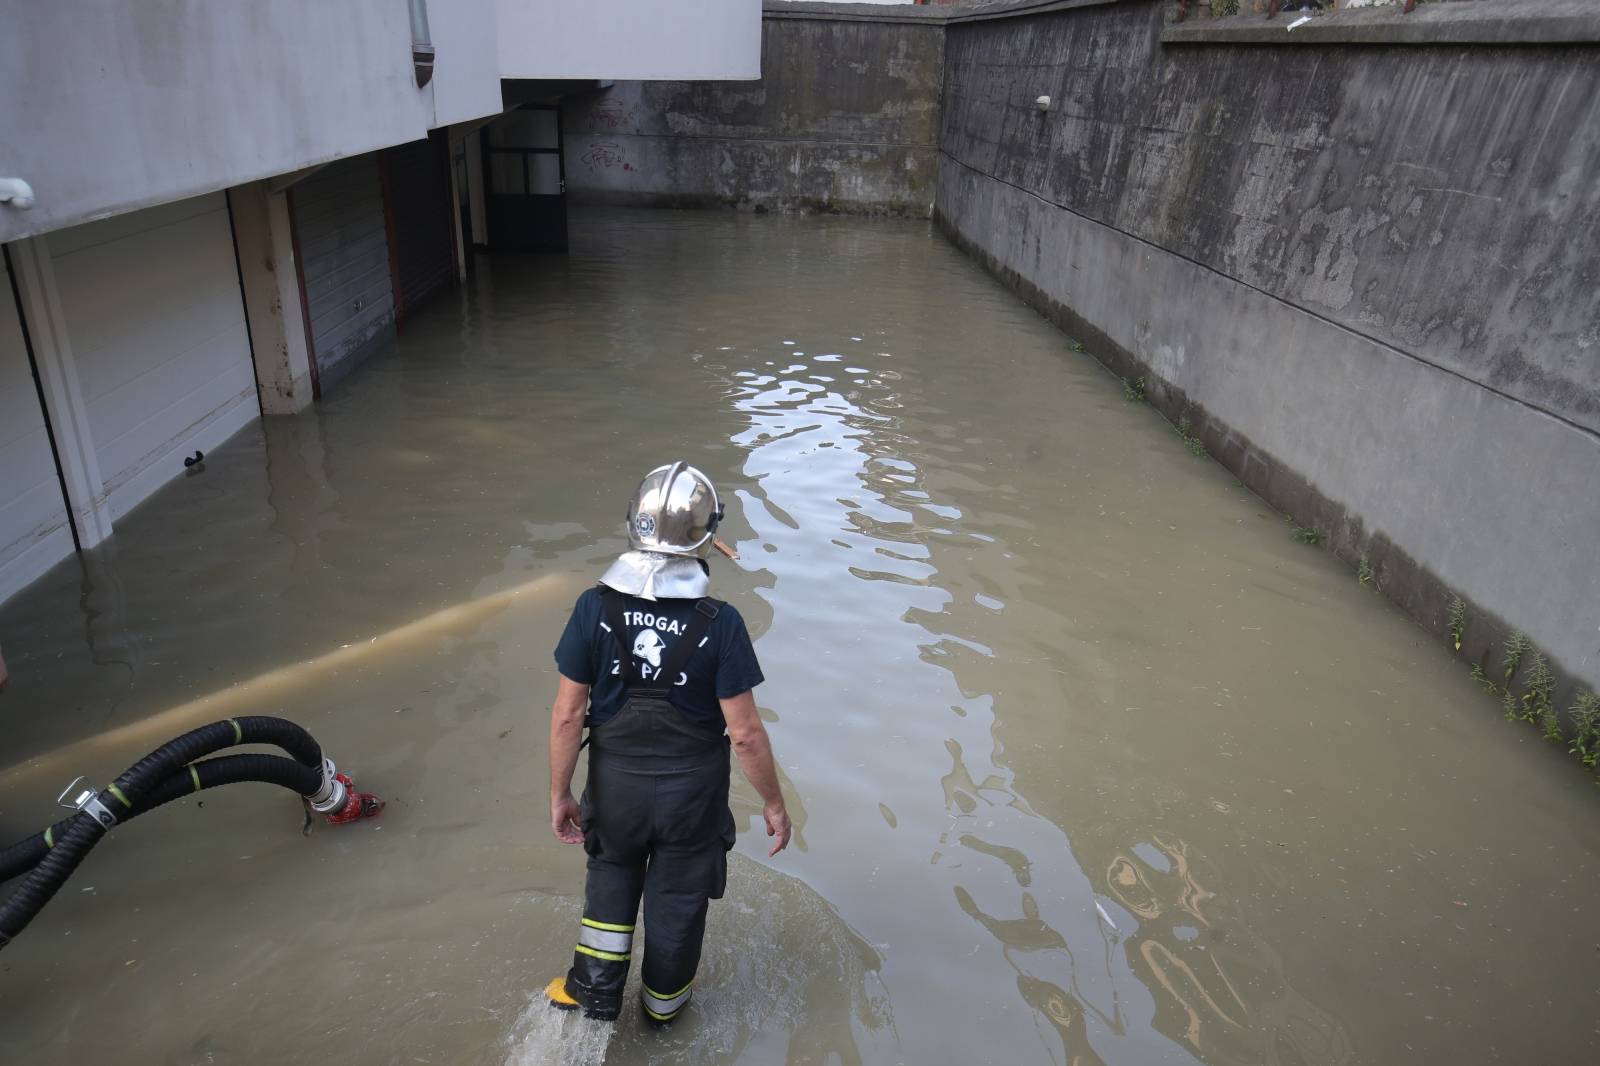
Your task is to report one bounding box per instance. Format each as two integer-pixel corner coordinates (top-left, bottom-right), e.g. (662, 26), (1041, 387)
(0, 210), (1597, 1065)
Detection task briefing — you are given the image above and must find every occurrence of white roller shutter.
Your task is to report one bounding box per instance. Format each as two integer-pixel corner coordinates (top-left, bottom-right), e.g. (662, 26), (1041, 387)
(0, 251), (74, 605)
(49, 194), (258, 522)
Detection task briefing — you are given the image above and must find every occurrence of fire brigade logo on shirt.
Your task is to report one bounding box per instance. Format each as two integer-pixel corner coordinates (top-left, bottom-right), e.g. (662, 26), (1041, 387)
(632, 629), (666, 668)
(607, 609), (693, 685)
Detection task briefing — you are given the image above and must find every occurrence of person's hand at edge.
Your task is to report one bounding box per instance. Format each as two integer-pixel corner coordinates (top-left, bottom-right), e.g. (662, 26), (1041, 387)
(764, 800), (791, 857)
(552, 792), (583, 844)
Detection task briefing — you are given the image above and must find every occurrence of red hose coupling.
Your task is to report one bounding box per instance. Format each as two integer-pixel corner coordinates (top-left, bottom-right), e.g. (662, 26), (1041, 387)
(325, 772), (386, 825)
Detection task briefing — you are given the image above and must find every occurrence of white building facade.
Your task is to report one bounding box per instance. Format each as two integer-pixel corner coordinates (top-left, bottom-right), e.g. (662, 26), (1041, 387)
(0, 0), (759, 605)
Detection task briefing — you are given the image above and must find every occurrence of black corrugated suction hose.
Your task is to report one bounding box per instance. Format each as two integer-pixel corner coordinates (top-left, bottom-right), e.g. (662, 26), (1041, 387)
(0, 717), (331, 949)
(0, 753), (322, 883)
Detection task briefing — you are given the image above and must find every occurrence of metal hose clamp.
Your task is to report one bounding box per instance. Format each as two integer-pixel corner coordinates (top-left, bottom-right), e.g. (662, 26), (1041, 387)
(57, 777), (118, 829)
(307, 758), (348, 814)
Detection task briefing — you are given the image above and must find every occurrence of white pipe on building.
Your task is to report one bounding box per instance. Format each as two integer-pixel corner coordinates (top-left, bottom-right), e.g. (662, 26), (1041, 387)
(408, 0), (435, 89)
(0, 178), (35, 209)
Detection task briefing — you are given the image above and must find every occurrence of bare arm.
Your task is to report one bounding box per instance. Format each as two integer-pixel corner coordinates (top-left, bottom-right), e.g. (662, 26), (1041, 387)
(548, 675), (589, 844)
(720, 690), (791, 856)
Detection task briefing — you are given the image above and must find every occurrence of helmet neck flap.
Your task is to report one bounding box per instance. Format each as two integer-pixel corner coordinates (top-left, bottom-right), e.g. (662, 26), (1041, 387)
(599, 550), (711, 601)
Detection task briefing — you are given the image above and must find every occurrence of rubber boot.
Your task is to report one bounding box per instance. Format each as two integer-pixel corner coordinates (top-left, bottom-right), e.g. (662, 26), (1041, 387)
(546, 976), (579, 1013)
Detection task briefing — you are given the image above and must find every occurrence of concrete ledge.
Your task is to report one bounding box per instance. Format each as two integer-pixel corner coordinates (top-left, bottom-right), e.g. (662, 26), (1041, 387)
(1162, 0), (1600, 46)
(774, 0), (1600, 42)
(763, 0), (1124, 26)
(763, 1), (949, 24)
(947, 0), (1128, 24)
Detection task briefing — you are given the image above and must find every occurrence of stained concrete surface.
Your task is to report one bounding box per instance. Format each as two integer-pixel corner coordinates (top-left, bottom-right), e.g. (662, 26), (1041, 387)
(936, 0), (1600, 694)
(562, 8), (944, 216)
(942, 0), (1600, 435)
(1163, 0), (1600, 46)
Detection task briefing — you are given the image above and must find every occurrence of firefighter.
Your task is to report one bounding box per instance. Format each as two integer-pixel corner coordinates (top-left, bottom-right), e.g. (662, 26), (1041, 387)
(545, 462), (791, 1025)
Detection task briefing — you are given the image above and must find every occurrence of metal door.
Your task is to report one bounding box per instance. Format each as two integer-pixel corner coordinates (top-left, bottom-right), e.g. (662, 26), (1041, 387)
(482, 105), (568, 252)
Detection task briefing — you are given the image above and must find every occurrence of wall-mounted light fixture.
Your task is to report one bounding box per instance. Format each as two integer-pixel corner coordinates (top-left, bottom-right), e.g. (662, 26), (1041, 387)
(1035, 95), (1052, 112)
(0, 177), (35, 209)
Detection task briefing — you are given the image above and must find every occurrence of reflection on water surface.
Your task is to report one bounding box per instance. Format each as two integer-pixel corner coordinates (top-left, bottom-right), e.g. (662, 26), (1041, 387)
(1, 210), (1597, 1065)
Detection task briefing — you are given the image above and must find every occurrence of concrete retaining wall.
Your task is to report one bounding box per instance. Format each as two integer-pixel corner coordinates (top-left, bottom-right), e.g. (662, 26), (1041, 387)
(562, 3), (945, 216)
(937, 0), (1600, 694)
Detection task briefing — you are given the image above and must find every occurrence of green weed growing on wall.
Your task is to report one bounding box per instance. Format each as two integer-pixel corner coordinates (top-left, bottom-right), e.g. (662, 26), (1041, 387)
(1520, 651), (1554, 727)
(1450, 610), (1596, 776)
(1569, 692), (1600, 768)
(1123, 376), (1147, 403)
(1175, 416), (1206, 456)
(1541, 704), (1564, 743)
(1448, 596), (1465, 652)
(1290, 523), (1323, 547)
(1501, 631), (1532, 688)
(1469, 662), (1497, 695)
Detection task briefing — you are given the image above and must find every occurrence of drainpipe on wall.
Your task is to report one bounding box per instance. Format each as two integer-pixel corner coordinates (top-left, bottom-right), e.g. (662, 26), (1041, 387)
(0, 177), (35, 209)
(408, 0), (435, 89)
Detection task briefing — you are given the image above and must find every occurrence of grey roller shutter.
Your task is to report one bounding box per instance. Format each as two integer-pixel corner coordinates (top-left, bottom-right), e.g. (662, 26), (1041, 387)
(382, 133), (457, 325)
(290, 156), (396, 391)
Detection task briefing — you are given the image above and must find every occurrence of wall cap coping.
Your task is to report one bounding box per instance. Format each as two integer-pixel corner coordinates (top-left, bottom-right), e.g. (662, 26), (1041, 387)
(946, 0), (1129, 24)
(762, 0), (1123, 26)
(1162, 0), (1600, 46)
(767, 0), (1600, 40)
(762, 2), (950, 24)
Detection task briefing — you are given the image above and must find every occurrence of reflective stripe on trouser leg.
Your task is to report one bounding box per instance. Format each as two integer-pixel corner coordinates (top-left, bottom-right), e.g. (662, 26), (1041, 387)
(566, 854), (646, 1019)
(639, 840), (719, 1023)
(578, 917), (634, 955)
(568, 913), (633, 1017)
(642, 980), (693, 1020)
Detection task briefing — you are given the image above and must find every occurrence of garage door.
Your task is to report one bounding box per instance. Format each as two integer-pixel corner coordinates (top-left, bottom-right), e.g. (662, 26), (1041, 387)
(49, 193), (258, 523)
(290, 156), (396, 392)
(0, 250), (74, 605)
(383, 133), (458, 326)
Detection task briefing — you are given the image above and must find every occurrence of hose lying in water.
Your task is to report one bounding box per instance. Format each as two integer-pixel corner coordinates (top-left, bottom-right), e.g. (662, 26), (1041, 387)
(0, 716), (383, 949)
(0, 753), (348, 883)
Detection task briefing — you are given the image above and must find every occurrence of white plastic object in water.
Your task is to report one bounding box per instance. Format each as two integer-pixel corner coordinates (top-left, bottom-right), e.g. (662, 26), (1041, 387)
(0, 178), (35, 209)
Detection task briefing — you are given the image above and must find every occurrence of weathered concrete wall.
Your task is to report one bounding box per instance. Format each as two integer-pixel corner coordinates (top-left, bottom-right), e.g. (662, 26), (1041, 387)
(497, 0), (761, 80)
(563, 3), (945, 215)
(937, 0), (1600, 694)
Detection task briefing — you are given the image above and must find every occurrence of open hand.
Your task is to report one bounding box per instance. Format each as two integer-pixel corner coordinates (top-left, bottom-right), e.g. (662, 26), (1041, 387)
(764, 801), (792, 857)
(551, 793), (583, 844)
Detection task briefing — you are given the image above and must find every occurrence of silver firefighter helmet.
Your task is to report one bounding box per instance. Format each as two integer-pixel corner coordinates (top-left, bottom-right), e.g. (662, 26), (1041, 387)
(625, 462), (724, 558)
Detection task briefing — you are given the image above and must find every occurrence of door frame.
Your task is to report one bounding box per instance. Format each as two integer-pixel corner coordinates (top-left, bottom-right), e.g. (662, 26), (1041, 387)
(480, 104), (568, 252)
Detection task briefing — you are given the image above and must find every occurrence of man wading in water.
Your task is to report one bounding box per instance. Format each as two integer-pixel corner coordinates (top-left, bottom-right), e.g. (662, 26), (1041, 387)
(545, 462), (792, 1025)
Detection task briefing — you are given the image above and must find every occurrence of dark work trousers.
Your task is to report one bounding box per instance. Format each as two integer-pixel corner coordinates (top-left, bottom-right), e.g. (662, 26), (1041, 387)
(563, 589), (735, 1022)
(565, 742), (735, 1021)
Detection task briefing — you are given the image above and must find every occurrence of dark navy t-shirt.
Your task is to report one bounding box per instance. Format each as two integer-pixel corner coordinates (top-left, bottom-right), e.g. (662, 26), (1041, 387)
(554, 586), (764, 731)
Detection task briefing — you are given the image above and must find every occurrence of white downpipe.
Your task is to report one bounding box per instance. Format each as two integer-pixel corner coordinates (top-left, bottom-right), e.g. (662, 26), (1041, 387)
(408, 0), (435, 89)
(0, 178), (35, 209)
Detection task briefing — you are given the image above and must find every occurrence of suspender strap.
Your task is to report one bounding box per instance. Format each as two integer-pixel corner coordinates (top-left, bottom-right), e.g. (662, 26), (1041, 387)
(648, 597), (718, 695)
(600, 588), (637, 684)
(598, 587), (720, 693)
